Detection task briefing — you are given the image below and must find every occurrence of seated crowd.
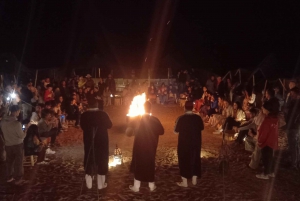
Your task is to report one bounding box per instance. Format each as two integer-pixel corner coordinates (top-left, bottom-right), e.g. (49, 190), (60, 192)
(0, 71), (299, 185)
(0, 73), (118, 183)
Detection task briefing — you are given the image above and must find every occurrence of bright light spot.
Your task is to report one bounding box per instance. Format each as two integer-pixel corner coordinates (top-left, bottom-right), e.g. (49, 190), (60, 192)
(10, 93), (16, 98)
(243, 137), (246, 142)
(234, 133), (239, 138)
(127, 93), (146, 117)
(6, 97), (10, 101)
(110, 94), (113, 97)
(109, 156), (122, 167)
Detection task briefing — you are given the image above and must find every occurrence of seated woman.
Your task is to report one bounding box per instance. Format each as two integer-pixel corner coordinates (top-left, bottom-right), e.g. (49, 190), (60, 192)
(194, 86), (207, 113)
(213, 101), (245, 134)
(209, 99), (233, 129)
(208, 97), (224, 126)
(157, 83), (168, 104)
(200, 91), (212, 117)
(207, 94), (219, 117)
(147, 83), (157, 104)
(24, 125), (48, 165)
(167, 84), (177, 103)
(235, 108), (258, 144)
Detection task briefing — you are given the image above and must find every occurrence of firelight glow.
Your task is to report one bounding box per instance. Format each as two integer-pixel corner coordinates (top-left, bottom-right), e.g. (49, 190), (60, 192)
(126, 93), (146, 117)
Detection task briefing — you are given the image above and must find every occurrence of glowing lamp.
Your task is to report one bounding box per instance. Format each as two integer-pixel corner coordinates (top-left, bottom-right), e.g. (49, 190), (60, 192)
(109, 144), (122, 167)
(10, 93), (16, 99)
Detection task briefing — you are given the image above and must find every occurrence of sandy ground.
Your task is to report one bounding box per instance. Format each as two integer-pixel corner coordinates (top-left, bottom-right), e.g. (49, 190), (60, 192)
(0, 103), (300, 201)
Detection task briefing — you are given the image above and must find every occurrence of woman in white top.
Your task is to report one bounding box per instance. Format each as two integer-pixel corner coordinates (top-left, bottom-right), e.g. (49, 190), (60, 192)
(213, 101), (245, 134)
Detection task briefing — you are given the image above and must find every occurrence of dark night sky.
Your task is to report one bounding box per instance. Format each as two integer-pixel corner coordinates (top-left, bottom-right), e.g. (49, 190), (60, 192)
(1, 0), (300, 77)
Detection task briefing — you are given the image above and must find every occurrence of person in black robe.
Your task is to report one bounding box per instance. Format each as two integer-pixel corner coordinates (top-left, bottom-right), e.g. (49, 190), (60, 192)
(80, 99), (112, 190)
(126, 101), (164, 192)
(174, 101), (204, 187)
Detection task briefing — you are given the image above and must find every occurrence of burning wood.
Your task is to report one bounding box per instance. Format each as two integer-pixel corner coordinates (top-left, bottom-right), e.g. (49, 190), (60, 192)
(126, 93), (146, 117)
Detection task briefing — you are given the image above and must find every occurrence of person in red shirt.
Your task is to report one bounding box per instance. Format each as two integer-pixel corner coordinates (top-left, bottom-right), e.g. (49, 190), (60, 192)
(256, 101), (278, 180)
(44, 84), (54, 103)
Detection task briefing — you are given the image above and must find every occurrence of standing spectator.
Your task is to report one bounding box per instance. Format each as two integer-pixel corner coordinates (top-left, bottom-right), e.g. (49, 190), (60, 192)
(285, 87), (300, 169)
(1, 105), (25, 184)
(264, 88), (280, 115)
(43, 78), (51, 90)
(97, 78), (106, 96)
(256, 102), (278, 179)
(285, 79), (297, 104)
(59, 81), (71, 101)
(126, 101), (164, 192)
(20, 82), (33, 122)
(216, 76), (225, 97)
(105, 74), (116, 105)
(174, 101), (204, 187)
(273, 86), (284, 111)
(80, 99), (112, 189)
(67, 99), (81, 127)
(44, 84), (54, 103)
(178, 70), (186, 94)
(206, 75), (216, 94)
(85, 74), (95, 89)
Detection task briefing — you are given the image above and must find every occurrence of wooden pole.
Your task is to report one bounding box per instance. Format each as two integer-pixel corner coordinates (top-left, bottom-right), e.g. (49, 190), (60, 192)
(0, 75), (3, 90)
(263, 80), (268, 96)
(168, 68), (170, 84)
(34, 70), (38, 87)
(98, 68), (100, 78)
(253, 75), (255, 86)
(148, 68), (151, 87)
(283, 79), (286, 98)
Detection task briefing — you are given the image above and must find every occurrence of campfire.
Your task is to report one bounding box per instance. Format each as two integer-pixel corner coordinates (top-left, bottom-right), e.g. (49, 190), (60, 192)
(126, 93), (146, 118)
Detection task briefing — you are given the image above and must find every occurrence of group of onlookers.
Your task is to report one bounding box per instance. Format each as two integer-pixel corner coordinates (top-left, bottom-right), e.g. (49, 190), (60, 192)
(200, 77), (300, 178)
(0, 73), (117, 184)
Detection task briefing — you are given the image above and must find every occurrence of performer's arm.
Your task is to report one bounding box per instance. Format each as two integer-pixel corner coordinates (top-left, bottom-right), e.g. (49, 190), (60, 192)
(174, 116), (180, 134)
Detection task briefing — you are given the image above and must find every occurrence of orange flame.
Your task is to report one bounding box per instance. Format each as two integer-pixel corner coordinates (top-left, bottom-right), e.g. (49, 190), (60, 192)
(126, 93), (146, 117)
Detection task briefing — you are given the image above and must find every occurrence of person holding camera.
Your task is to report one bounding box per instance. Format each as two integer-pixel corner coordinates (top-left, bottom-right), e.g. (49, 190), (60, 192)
(0, 105), (26, 185)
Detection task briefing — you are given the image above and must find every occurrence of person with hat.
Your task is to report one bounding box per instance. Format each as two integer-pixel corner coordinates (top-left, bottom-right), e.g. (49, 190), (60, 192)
(174, 101), (204, 187)
(1, 105), (26, 184)
(85, 74), (95, 89)
(255, 101), (278, 179)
